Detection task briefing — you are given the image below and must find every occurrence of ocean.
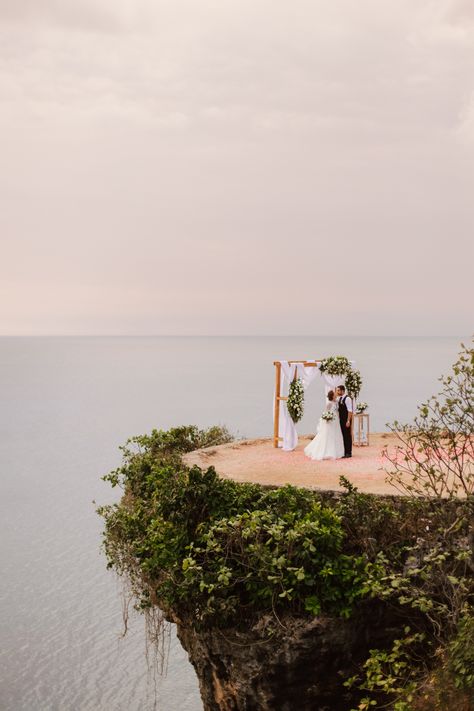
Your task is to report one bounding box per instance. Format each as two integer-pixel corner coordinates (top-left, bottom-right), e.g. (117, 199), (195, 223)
(0, 336), (467, 710)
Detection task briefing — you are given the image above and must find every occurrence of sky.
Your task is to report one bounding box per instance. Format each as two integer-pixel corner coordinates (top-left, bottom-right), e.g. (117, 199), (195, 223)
(1, 0), (473, 336)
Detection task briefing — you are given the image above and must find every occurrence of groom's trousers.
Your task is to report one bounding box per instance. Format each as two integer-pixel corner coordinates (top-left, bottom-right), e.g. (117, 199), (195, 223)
(338, 396), (353, 457)
(341, 423), (352, 457)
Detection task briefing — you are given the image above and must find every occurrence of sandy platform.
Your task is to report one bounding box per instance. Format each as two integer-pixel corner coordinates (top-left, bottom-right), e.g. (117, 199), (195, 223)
(183, 433), (401, 495)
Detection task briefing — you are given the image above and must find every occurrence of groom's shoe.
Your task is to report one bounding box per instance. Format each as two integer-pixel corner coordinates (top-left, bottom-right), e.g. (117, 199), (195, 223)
(343, 454), (352, 458)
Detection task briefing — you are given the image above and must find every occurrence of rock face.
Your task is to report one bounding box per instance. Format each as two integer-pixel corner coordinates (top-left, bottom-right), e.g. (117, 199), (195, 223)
(176, 603), (403, 711)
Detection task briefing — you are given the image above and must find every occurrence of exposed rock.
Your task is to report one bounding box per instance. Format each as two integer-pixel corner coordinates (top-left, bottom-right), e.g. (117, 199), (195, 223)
(176, 603), (405, 711)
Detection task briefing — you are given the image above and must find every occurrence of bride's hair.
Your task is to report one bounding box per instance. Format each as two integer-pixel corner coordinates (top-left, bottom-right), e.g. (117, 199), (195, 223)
(327, 390), (335, 401)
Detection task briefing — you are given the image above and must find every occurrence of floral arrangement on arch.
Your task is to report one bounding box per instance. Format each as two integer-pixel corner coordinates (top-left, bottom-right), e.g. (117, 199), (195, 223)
(287, 378), (304, 423)
(318, 355), (352, 376)
(345, 369), (363, 399)
(356, 402), (368, 414)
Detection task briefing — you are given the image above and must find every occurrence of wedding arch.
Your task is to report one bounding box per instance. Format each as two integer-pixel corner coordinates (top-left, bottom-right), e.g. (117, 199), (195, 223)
(272, 358), (361, 451)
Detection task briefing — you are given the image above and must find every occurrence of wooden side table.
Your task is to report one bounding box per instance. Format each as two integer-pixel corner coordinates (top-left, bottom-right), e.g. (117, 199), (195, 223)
(353, 413), (369, 446)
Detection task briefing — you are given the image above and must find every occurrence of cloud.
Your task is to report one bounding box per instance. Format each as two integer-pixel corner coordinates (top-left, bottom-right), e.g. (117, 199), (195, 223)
(0, 0), (135, 33)
(444, 0), (474, 26)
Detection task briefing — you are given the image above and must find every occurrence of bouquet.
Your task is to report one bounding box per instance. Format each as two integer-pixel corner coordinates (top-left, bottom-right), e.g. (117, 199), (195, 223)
(321, 410), (335, 422)
(356, 402), (368, 414)
(287, 378), (304, 423)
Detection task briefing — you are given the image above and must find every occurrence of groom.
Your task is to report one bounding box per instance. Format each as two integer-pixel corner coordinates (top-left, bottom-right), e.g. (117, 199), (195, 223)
(336, 385), (353, 458)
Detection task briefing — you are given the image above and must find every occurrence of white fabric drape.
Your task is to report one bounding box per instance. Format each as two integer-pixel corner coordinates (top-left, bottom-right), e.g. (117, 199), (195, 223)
(298, 360), (319, 390)
(275, 360), (319, 451)
(278, 361), (298, 451)
(321, 373), (346, 394)
(316, 360), (356, 394)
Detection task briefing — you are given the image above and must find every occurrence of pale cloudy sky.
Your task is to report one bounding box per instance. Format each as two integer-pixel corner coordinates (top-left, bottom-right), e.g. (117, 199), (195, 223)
(1, 0), (473, 335)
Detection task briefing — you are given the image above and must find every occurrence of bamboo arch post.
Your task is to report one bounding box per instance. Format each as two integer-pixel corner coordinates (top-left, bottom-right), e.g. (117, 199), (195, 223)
(273, 362), (281, 448)
(272, 360), (321, 448)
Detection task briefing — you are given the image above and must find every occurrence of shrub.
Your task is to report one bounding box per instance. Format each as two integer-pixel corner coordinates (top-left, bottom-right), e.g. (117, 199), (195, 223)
(99, 445), (372, 626)
(384, 340), (474, 499)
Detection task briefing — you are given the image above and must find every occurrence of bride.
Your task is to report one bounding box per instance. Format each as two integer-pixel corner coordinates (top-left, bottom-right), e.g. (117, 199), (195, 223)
(304, 390), (345, 461)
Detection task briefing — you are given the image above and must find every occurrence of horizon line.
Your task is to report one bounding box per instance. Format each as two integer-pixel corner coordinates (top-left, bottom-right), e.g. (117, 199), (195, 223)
(0, 334), (469, 339)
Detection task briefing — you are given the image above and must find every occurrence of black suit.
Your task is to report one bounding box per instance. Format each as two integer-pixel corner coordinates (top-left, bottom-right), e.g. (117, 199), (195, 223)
(338, 395), (352, 457)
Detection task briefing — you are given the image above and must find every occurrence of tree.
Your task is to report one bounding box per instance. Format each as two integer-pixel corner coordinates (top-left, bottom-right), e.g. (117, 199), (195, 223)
(384, 340), (474, 499)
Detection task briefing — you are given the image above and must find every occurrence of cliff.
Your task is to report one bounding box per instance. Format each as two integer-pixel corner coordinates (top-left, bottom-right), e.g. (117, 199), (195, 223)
(176, 603), (409, 711)
(98, 425), (474, 711)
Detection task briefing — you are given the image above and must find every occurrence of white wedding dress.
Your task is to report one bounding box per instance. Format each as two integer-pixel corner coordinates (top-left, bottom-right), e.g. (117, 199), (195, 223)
(304, 401), (345, 461)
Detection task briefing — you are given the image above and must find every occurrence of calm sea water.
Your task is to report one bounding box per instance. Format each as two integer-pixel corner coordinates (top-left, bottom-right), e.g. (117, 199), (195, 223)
(0, 336), (467, 710)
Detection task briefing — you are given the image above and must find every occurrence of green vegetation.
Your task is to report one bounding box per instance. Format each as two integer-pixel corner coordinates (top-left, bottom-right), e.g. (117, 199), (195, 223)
(384, 340), (473, 498)
(98, 426), (372, 625)
(341, 483), (473, 709)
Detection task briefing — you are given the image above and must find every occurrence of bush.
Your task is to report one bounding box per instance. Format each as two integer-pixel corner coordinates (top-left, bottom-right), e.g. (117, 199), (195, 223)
(384, 340), (474, 499)
(180, 495), (369, 624)
(99, 439), (372, 626)
(447, 610), (474, 693)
